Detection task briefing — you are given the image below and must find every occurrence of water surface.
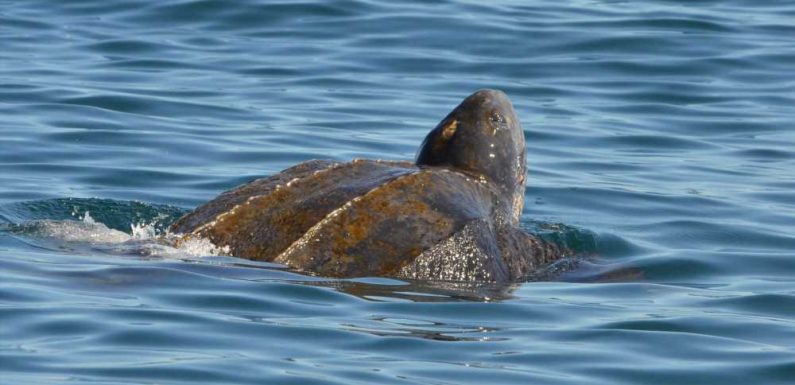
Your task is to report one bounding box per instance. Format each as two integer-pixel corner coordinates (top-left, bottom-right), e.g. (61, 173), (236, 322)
(2, 1), (795, 384)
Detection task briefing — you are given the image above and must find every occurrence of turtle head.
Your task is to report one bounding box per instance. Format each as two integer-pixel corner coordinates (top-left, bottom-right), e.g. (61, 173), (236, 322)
(416, 89), (527, 224)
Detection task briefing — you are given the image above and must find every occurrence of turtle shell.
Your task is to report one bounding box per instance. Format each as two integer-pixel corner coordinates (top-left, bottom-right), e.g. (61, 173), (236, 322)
(170, 159), (561, 282)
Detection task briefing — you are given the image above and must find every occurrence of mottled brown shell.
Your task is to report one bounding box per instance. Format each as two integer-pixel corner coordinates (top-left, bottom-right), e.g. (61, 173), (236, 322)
(170, 159), (562, 282)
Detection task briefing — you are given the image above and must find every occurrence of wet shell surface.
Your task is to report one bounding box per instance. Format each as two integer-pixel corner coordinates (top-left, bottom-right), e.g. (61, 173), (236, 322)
(169, 159), (562, 282)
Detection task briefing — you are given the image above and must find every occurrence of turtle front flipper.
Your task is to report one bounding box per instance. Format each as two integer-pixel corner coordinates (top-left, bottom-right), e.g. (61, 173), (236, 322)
(397, 221), (565, 283)
(397, 219), (510, 283)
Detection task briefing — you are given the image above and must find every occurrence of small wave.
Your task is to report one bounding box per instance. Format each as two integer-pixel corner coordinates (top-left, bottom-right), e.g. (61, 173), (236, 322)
(0, 197), (187, 234)
(524, 220), (600, 255)
(4, 217), (228, 259)
(6, 216), (131, 244)
(0, 198), (225, 259)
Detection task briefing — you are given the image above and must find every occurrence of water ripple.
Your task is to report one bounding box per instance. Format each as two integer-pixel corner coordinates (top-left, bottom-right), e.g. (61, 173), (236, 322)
(2, 0), (795, 384)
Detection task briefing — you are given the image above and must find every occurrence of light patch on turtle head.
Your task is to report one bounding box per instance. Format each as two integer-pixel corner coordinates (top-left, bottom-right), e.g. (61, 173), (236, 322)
(441, 119), (458, 139)
(430, 119), (458, 153)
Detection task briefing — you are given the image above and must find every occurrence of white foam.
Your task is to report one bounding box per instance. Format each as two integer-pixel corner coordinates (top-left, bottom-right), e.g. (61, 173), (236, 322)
(81, 211), (97, 224)
(131, 222), (158, 240)
(175, 236), (230, 257)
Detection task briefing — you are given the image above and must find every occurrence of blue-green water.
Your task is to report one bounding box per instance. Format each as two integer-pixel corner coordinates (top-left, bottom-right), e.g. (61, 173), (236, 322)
(2, 1), (795, 384)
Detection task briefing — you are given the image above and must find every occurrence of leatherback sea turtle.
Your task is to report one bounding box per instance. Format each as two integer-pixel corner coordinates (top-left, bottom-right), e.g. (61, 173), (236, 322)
(170, 90), (563, 282)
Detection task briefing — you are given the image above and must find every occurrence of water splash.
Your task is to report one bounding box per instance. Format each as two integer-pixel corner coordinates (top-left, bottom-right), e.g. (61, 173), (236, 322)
(1, 197), (187, 233)
(81, 210), (97, 224)
(0, 198), (224, 258)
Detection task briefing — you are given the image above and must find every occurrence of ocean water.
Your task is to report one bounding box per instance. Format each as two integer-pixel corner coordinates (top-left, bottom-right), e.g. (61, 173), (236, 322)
(2, 0), (795, 384)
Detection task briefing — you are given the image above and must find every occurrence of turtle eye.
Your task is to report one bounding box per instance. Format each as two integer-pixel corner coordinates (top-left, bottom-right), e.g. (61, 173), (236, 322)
(489, 111), (507, 131)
